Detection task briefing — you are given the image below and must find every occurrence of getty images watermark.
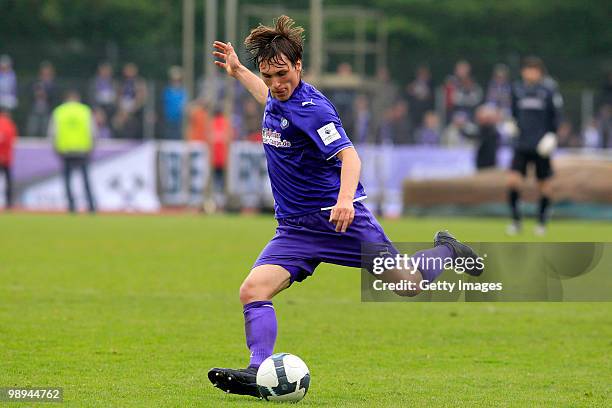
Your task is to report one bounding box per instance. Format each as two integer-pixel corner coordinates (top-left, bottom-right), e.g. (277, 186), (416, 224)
(370, 252), (500, 293)
(361, 242), (612, 302)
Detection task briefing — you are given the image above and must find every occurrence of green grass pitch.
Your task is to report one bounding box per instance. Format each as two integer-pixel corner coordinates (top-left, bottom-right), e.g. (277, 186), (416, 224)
(1, 214), (611, 407)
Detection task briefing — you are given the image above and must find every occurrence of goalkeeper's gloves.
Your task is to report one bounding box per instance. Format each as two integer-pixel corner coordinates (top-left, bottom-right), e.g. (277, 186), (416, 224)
(537, 132), (557, 157)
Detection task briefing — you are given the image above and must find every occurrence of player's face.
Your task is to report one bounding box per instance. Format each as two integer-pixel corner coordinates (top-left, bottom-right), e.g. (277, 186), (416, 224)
(259, 54), (302, 101)
(521, 67), (542, 84)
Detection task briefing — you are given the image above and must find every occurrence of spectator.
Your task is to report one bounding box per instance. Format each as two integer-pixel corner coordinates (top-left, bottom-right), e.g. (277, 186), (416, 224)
(598, 71), (612, 108)
(442, 111), (473, 147)
(387, 99), (412, 144)
(472, 104), (501, 169)
(0, 108), (17, 208)
(444, 60), (483, 121)
(113, 63), (147, 139)
(49, 90), (96, 213)
(162, 66), (187, 140)
(242, 98), (263, 142)
(230, 81), (248, 135)
(198, 73), (225, 112)
(486, 64), (512, 117)
(353, 94), (370, 144)
(597, 71), (612, 148)
(556, 120), (581, 148)
(187, 97), (209, 143)
(89, 62), (117, 136)
(93, 107), (112, 139)
(415, 111), (441, 145)
(0, 55), (18, 113)
(209, 109), (233, 210)
(583, 118), (601, 148)
(328, 63), (357, 138)
(406, 65), (434, 128)
(186, 97), (209, 143)
(369, 67), (399, 144)
(27, 61), (58, 137)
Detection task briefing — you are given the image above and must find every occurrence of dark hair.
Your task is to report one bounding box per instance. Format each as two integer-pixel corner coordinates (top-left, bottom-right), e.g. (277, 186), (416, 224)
(522, 56), (546, 72)
(64, 88), (81, 100)
(244, 15), (304, 69)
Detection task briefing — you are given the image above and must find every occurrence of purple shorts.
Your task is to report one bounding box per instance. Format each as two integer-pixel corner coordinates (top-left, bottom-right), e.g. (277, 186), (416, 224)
(253, 201), (396, 284)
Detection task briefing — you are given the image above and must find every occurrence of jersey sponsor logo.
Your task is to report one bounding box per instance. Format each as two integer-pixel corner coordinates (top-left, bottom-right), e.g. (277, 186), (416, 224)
(301, 99), (315, 106)
(316, 122), (341, 146)
(262, 127), (291, 148)
(518, 97), (545, 110)
(280, 117), (289, 129)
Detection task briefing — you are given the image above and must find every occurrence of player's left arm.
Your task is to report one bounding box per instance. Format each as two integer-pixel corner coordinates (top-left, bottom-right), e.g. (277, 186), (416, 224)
(330, 147), (361, 233)
(547, 88), (563, 134)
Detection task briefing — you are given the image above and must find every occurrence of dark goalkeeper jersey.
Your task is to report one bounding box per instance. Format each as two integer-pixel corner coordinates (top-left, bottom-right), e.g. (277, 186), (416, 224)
(511, 80), (562, 152)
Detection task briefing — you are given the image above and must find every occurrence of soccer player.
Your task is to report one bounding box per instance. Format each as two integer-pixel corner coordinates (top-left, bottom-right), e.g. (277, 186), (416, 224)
(208, 16), (481, 398)
(507, 57), (562, 236)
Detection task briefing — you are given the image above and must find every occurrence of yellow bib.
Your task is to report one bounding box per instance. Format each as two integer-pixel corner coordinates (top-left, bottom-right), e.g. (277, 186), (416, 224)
(53, 102), (93, 153)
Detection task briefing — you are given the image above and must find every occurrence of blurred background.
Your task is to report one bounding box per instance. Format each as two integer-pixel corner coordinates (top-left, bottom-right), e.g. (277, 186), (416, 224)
(0, 0), (610, 219)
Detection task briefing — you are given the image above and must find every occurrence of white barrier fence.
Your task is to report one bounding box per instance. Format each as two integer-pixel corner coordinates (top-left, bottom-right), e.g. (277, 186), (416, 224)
(10, 139), (611, 214)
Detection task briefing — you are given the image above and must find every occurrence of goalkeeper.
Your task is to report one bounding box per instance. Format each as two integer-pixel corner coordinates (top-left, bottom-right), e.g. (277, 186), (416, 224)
(507, 56), (562, 236)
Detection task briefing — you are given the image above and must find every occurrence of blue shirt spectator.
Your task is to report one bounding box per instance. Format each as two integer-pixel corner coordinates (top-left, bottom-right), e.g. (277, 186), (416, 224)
(162, 66), (187, 139)
(0, 55), (17, 112)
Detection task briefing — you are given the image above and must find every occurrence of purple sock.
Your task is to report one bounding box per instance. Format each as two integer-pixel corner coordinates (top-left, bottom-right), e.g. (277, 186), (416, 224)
(412, 245), (453, 282)
(244, 301), (277, 369)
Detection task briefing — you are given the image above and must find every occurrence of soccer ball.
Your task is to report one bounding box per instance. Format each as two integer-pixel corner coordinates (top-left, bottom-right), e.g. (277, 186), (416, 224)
(256, 353), (310, 402)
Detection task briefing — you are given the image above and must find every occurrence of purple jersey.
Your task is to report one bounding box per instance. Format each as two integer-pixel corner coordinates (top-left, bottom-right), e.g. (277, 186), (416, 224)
(262, 81), (366, 218)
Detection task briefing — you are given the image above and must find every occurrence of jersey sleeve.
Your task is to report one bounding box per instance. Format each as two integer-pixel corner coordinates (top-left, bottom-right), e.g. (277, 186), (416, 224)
(511, 82), (519, 120)
(291, 98), (353, 160)
(547, 88), (563, 133)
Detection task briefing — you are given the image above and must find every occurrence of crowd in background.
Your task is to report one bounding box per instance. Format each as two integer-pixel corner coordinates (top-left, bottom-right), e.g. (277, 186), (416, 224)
(1, 54), (612, 151)
(328, 61), (612, 151)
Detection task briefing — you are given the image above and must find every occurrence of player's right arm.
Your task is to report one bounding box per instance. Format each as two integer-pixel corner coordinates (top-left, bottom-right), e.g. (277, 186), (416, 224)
(212, 41), (268, 105)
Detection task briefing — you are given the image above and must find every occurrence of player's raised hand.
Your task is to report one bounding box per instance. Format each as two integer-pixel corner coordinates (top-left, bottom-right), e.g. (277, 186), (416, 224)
(329, 199), (355, 233)
(212, 41), (242, 77)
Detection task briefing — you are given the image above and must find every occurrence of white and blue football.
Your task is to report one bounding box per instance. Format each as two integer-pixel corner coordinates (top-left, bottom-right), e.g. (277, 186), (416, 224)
(256, 353), (310, 402)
